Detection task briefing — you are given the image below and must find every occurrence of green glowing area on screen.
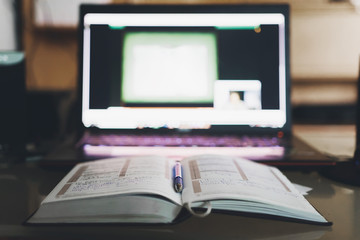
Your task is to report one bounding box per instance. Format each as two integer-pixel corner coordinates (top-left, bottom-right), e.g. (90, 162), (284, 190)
(121, 32), (218, 104)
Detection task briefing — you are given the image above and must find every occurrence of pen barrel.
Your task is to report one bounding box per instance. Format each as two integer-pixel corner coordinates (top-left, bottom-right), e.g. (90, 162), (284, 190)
(174, 162), (182, 178)
(174, 162), (183, 192)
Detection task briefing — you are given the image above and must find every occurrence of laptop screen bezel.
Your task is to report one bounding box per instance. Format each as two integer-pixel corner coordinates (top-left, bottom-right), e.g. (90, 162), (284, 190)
(78, 4), (291, 136)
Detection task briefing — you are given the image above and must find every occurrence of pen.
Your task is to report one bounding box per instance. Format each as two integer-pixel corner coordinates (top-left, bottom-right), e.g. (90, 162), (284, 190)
(173, 162), (183, 193)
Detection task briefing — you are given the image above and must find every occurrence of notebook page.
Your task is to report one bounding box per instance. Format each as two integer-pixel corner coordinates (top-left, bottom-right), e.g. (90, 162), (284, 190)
(43, 156), (182, 206)
(181, 155), (325, 218)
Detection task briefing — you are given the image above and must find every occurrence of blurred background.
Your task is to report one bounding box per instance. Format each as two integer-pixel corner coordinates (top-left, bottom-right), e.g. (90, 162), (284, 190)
(1, 0), (360, 141)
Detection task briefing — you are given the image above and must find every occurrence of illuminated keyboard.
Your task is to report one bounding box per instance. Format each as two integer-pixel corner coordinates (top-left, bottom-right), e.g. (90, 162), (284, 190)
(81, 134), (281, 147)
(80, 134), (284, 160)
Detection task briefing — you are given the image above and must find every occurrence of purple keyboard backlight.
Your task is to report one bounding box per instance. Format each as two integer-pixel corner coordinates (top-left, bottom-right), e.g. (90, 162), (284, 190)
(82, 134), (281, 148)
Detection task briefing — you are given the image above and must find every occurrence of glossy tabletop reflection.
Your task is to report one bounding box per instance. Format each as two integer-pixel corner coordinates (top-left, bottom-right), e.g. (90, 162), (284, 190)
(0, 124), (359, 240)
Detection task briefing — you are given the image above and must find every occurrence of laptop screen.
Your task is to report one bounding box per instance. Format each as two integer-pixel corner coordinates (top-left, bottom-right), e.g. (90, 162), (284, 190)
(80, 5), (289, 131)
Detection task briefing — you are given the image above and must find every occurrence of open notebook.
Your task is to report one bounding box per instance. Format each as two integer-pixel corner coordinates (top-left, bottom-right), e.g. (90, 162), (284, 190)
(27, 155), (331, 225)
(45, 4), (334, 166)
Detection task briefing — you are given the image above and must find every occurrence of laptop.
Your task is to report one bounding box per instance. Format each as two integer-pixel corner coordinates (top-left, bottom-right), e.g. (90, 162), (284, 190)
(49, 4), (334, 166)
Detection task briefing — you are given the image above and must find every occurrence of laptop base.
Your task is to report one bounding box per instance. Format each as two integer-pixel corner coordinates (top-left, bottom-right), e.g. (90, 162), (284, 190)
(41, 134), (336, 168)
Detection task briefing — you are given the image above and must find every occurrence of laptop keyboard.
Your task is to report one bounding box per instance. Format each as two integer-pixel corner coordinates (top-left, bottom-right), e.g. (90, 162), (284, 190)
(79, 134), (285, 160)
(81, 134), (282, 148)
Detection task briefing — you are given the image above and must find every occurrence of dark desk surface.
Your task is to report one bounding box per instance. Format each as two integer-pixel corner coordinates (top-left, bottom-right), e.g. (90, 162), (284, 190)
(1, 125), (360, 240)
